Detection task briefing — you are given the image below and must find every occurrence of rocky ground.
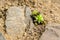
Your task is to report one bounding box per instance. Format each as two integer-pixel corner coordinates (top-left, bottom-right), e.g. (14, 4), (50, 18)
(0, 0), (60, 40)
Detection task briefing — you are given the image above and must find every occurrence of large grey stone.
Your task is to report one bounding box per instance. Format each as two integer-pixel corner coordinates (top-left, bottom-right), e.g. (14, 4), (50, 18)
(5, 6), (26, 40)
(0, 32), (5, 40)
(39, 23), (60, 40)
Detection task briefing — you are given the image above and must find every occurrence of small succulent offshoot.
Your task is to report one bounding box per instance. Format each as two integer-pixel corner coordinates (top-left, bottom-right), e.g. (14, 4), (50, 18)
(31, 10), (45, 26)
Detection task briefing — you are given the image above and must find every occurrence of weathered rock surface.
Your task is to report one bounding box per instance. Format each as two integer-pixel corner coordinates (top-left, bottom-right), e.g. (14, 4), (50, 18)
(39, 23), (60, 40)
(5, 6), (36, 40)
(0, 32), (5, 40)
(5, 6), (26, 40)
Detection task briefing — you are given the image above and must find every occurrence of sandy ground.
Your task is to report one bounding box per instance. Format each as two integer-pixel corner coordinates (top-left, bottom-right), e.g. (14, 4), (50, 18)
(0, 0), (60, 40)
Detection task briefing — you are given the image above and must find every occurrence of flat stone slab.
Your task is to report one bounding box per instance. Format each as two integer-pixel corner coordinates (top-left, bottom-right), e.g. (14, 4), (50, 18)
(39, 23), (60, 40)
(5, 6), (26, 40)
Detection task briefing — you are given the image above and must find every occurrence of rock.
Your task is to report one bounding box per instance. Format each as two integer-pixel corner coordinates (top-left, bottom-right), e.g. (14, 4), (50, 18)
(25, 6), (35, 28)
(39, 23), (60, 40)
(0, 32), (5, 40)
(25, 6), (32, 25)
(5, 6), (26, 40)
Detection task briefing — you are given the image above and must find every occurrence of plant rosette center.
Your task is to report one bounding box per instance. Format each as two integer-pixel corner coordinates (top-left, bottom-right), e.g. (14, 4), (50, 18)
(31, 10), (44, 25)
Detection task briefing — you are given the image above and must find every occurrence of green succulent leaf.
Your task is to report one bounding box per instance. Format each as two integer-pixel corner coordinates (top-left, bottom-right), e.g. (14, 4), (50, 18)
(32, 10), (38, 15)
(31, 10), (44, 25)
(35, 14), (44, 23)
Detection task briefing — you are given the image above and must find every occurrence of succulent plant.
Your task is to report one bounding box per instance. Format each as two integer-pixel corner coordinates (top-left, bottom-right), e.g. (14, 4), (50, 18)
(31, 10), (44, 25)
(35, 14), (44, 23)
